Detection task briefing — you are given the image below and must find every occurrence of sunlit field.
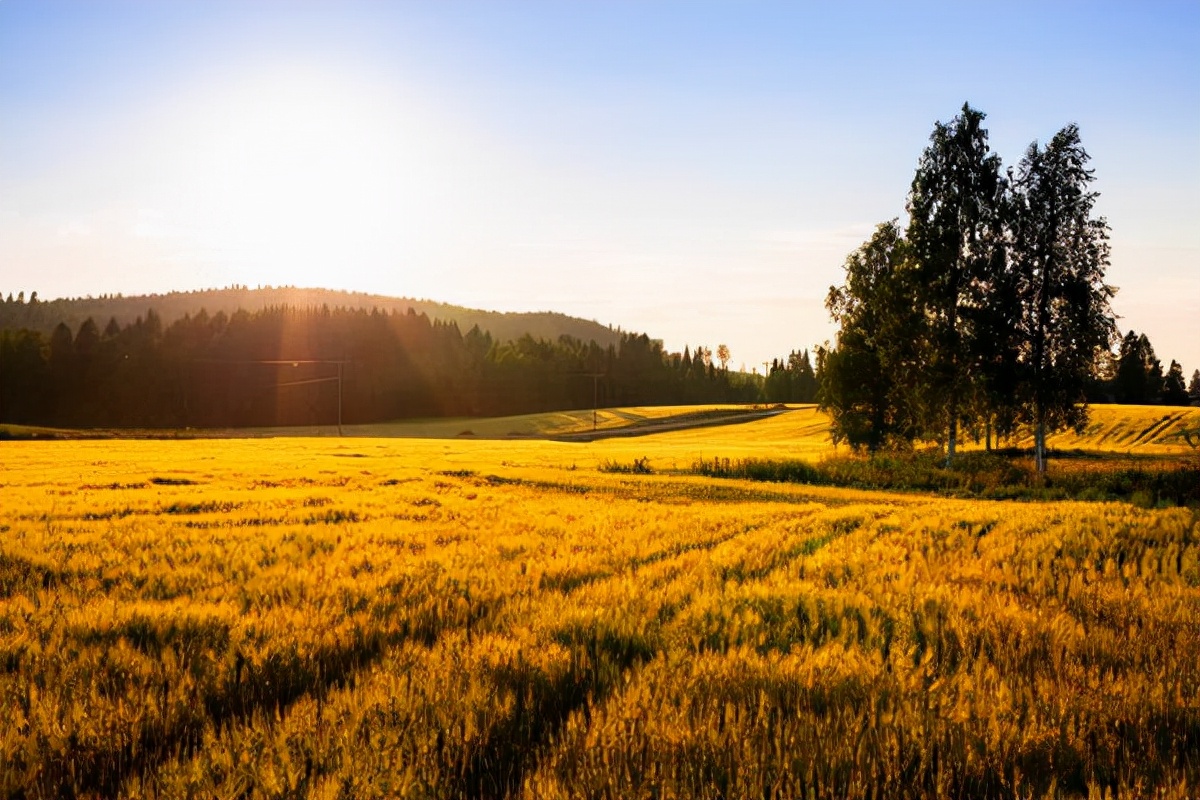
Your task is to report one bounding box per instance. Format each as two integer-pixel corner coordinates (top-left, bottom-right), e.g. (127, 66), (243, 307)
(222, 402), (1200, 459)
(2, 406), (1199, 798)
(1012, 404), (1200, 456)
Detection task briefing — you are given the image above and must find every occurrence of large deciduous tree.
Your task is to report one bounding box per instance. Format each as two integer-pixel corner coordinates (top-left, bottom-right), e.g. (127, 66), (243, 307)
(822, 105), (1122, 473)
(819, 221), (923, 452)
(906, 103), (1008, 464)
(1009, 124), (1116, 472)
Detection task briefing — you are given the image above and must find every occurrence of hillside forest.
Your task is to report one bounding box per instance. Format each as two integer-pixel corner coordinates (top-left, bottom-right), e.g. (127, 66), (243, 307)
(0, 302), (788, 428)
(1, 104), (1197, 433)
(0, 288), (1189, 433)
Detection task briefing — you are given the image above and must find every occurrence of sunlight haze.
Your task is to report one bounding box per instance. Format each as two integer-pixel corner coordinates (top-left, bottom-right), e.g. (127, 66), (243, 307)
(2, 1), (1197, 372)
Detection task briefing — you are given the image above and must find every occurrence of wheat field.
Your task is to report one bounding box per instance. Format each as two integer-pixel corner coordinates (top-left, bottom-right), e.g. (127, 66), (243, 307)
(2, 407), (1198, 798)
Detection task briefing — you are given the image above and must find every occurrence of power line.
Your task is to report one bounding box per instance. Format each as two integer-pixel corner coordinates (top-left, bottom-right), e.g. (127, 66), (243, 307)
(569, 371), (607, 431)
(191, 358), (348, 435)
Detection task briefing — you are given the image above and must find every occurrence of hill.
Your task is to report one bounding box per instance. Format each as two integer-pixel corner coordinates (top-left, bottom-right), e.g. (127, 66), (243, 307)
(10, 403), (1194, 464)
(0, 286), (623, 348)
(295, 402), (1200, 459)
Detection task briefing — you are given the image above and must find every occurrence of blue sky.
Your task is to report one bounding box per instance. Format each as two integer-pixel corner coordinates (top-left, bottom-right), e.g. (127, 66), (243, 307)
(2, 1), (1197, 374)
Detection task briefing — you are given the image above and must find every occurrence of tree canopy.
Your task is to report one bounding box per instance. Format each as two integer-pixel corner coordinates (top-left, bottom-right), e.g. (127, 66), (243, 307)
(820, 105), (1118, 471)
(1008, 124), (1116, 472)
(819, 221), (922, 452)
(905, 103), (1008, 462)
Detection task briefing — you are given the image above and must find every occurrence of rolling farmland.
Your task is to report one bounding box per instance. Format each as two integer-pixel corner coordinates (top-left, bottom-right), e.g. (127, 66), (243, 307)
(2, 407), (1198, 798)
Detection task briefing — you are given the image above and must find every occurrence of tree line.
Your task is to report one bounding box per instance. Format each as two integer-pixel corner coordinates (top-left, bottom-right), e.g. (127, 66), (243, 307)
(0, 304), (770, 428)
(818, 104), (1195, 471)
(0, 293), (1186, 432)
(0, 285), (623, 352)
(1109, 330), (1197, 407)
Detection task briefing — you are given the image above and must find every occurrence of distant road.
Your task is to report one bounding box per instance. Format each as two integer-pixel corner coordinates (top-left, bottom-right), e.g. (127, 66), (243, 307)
(0, 407), (795, 441)
(549, 407), (791, 442)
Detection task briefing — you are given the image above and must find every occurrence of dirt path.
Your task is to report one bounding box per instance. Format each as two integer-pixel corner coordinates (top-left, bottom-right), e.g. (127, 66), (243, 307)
(547, 408), (791, 442)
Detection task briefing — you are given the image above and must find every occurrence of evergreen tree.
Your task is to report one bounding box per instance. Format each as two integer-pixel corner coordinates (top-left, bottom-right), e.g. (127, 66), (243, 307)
(763, 359), (788, 403)
(47, 322), (75, 423)
(1145, 338), (1164, 402)
(0, 329), (48, 422)
(1114, 331), (1161, 404)
(75, 318), (100, 360)
(1190, 369), (1200, 403)
(789, 349), (818, 403)
(48, 322), (73, 366)
(1162, 360), (1189, 405)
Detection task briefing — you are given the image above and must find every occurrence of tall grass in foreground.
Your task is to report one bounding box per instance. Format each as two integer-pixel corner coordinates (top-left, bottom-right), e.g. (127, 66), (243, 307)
(1, 439), (1198, 798)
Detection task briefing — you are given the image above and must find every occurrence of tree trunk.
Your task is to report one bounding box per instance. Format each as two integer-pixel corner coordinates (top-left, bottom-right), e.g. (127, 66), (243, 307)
(1035, 412), (1047, 474)
(985, 418), (992, 452)
(946, 416), (957, 467)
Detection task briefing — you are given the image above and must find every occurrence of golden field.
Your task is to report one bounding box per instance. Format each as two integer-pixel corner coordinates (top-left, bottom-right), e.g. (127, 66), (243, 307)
(1, 406), (1198, 798)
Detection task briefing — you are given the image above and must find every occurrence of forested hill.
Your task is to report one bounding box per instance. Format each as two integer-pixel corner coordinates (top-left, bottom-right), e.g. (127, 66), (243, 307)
(0, 286), (623, 348)
(0, 303), (768, 428)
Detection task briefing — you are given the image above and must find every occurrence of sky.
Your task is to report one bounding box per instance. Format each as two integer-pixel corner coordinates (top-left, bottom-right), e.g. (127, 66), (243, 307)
(2, 1), (1197, 375)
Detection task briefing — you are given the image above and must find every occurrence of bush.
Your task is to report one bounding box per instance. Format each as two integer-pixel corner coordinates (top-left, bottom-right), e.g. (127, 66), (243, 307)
(599, 457), (653, 475)
(689, 451), (1200, 506)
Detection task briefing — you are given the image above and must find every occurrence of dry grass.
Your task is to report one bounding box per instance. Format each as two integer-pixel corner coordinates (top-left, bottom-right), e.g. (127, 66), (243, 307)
(1, 426), (1197, 798)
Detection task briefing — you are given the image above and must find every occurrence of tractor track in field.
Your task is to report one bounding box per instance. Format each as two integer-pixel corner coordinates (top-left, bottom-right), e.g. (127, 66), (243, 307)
(547, 407), (791, 442)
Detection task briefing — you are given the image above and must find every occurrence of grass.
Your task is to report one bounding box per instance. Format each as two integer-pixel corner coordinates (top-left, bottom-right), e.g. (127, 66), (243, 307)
(1035, 404), (1200, 454)
(1, 405), (1198, 798)
(0, 404), (765, 441)
(690, 449), (1200, 506)
(5, 400), (1195, 456)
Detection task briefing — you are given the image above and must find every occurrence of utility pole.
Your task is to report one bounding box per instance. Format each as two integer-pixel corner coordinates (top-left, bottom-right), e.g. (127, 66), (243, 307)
(585, 372), (604, 430)
(194, 358), (348, 435)
(272, 361), (346, 435)
(570, 371), (607, 431)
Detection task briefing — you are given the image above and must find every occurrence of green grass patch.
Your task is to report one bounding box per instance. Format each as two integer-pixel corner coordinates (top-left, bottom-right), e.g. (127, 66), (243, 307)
(691, 450), (1200, 506)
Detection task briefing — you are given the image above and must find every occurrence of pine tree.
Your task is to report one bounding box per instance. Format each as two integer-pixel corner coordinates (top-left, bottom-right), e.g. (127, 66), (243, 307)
(789, 349), (818, 403)
(1162, 360), (1189, 406)
(1114, 331), (1161, 404)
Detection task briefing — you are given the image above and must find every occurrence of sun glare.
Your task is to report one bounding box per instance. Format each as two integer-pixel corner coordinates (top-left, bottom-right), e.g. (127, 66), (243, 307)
(169, 63), (436, 285)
